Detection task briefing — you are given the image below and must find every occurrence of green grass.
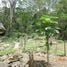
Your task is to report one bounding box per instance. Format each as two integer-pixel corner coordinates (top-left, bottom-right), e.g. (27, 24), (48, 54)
(0, 48), (16, 56)
(56, 50), (64, 56)
(25, 40), (37, 52)
(23, 38), (67, 56)
(1, 36), (67, 56)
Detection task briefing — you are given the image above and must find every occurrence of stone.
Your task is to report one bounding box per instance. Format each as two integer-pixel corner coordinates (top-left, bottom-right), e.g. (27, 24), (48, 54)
(0, 55), (8, 61)
(0, 22), (6, 35)
(12, 61), (21, 67)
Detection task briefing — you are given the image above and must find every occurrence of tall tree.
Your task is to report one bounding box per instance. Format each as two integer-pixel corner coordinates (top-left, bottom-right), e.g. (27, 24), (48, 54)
(55, 0), (67, 56)
(8, 0), (17, 32)
(36, 14), (59, 63)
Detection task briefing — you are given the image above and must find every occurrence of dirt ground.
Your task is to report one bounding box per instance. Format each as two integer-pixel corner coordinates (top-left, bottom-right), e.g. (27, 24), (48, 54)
(0, 52), (67, 67)
(33, 52), (67, 67)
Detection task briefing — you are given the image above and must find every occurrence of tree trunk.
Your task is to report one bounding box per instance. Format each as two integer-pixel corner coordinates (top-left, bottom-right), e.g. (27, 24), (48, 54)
(9, 0), (17, 32)
(46, 37), (49, 63)
(23, 34), (27, 51)
(29, 52), (34, 67)
(56, 43), (57, 55)
(64, 40), (66, 56)
(9, 5), (13, 33)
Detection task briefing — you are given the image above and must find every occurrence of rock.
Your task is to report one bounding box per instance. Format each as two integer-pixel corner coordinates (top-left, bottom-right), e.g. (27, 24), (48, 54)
(8, 55), (19, 63)
(20, 53), (29, 67)
(3, 44), (10, 48)
(14, 42), (20, 49)
(0, 55), (8, 61)
(8, 61), (24, 67)
(0, 22), (6, 35)
(12, 61), (22, 67)
(5, 54), (23, 64)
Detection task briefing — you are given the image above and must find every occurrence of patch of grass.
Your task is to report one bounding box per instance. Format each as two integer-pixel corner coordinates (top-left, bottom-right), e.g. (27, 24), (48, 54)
(56, 50), (64, 56)
(24, 39), (46, 52)
(1, 31), (22, 43)
(2, 36), (18, 43)
(25, 41), (37, 52)
(0, 49), (16, 56)
(1, 36), (67, 56)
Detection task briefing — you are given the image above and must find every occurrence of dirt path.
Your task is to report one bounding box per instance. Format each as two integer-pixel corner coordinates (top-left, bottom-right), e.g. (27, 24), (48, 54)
(33, 53), (67, 67)
(51, 61), (67, 67)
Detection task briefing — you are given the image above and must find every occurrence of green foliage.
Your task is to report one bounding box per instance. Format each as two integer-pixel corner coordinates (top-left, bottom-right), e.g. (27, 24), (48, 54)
(40, 15), (58, 40)
(40, 15), (58, 28)
(34, 15), (59, 36)
(16, 11), (33, 35)
(55, 0), (67, 40)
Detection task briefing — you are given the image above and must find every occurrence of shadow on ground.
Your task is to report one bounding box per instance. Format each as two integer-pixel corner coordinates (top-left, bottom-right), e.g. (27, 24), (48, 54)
(28, 60), (52, 67)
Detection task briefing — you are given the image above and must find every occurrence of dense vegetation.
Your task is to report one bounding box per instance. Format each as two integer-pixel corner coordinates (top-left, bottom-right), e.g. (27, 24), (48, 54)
(0, 0), (67, 67)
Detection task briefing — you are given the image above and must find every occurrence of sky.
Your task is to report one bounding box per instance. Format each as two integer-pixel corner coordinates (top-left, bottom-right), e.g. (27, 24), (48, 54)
(0, 0), (3, 8)
(0, 0), (10, 8)
(0, 0), (30, 8)
(0, 0), (56, 12)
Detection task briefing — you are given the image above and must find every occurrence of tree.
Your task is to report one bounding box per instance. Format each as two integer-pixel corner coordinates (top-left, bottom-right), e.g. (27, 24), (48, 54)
(37, 15), (59, 63)
(8, 0), (17, 31)
(55, 0), (67, 56)
(1, 0), (10, 30)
